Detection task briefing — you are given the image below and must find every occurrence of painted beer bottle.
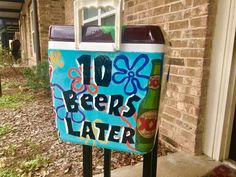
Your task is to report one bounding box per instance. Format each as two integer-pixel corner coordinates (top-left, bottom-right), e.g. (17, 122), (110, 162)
(135, 59), (162, 152)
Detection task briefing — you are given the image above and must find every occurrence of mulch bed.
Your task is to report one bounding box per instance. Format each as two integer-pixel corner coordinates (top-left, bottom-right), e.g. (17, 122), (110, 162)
(0, 67), (172, 177)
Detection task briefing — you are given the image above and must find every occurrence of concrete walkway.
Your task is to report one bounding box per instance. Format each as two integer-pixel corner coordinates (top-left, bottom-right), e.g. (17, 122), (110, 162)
(94, 152), (221, 177)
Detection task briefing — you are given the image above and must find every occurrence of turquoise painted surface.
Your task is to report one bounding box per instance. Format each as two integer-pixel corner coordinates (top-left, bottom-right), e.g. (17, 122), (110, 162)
(48, 49), (164, 154)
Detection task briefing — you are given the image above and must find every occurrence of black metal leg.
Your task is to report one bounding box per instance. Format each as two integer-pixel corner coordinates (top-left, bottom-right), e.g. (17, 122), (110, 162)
(83, 145), (93, 177)
(143, 151), (153, 177)
(151, 134), (158, 177)
(143, 133), (159, 177)
(104, 149), (111, 177)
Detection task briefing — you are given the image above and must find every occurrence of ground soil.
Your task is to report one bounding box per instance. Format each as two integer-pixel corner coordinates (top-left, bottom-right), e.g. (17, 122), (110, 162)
(0, 67), (173, 177)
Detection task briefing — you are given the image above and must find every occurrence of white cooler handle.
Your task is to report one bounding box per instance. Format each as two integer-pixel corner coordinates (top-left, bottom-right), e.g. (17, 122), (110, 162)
(74, 0), (123, 51)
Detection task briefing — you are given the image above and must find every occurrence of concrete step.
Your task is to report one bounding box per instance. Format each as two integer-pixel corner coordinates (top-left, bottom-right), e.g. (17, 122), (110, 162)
(94, 152), (221, 177)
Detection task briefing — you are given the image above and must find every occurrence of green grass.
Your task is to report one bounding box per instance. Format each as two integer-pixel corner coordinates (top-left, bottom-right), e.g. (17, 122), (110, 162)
(0, 142), (48, 175)
(0, 169), (23, 177)
(0, 93), (33, 109)
(0, 125), (13, 136)
(1, 82), (20, 90)
(20, 155), (48, 172)
(3, 144), (17, 156)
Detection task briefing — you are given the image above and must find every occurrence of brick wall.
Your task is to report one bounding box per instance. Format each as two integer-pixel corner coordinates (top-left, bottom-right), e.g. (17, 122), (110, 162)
(124, 0), (217, 154)
(65, 0), (74, 25)
(37, 0), (65, 60)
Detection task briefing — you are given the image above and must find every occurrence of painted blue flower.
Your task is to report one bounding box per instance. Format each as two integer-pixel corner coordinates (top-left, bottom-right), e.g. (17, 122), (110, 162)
(112, 54), (149, 95)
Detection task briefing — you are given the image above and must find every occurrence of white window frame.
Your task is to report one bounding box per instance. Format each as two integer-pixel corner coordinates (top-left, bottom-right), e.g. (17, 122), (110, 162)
(83, 8), (116, 26)
(203, 0), (236, 161)
(74, 0), (123, 50)
(83, 0), (124, 25)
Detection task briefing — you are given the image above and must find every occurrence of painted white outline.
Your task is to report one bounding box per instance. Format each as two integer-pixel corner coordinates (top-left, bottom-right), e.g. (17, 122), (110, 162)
(101, 65), (105, 80)
(106, 95), (111, 114)
(122, 94), (135, 116)
(93, 94), (99, 112)
(80, 121), (85, 137)
(119, 126), (125, 143)
(92, 58), (96, 86)
(94, 122), (101, 141)
(105, 125), (112, 142)
(64, 118), (69, 134)
(76, 58), (84, 86)
(62, 92), (69, 112)
(78, 94), (85, 111)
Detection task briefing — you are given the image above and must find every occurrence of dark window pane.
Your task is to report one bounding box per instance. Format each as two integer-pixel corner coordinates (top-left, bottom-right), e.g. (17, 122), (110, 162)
(101, 15), (115, 25)
(84, 8), (98, 20)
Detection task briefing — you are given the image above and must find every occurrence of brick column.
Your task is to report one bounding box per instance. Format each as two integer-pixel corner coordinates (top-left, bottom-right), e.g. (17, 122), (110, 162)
(37, 0), (66, 60)
(124, 0), (217, 154)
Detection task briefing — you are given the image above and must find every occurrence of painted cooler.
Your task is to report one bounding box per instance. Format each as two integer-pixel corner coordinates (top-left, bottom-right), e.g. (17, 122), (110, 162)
(48, 25), (165, 154)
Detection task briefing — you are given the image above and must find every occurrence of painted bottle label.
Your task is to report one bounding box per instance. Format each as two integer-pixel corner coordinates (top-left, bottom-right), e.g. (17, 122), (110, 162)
(148, 75), (161, 89)
(137, 111), (158, 138)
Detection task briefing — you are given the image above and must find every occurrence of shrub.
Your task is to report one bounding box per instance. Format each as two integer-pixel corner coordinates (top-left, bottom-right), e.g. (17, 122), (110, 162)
(22, 61), (50, 90)
(0, 48), (13, 66)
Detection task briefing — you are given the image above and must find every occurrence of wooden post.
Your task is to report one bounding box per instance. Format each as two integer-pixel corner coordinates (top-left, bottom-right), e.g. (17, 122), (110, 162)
(0, 74), (2, 97)
(32, 0), (41, 65)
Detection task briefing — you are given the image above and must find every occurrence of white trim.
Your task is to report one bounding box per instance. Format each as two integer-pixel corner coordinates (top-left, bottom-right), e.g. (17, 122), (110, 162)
(98, 8), (102, 26)
(48, 41), (76, 50)
(79, 42), (116, 51)
(83, 16), (98, 24)
(203, 0), (236, 161)
(101, 10), (116, 18)
(48, 41), (164, 53)
(224, 160), (236, 170)
(221, 37), (236, 160)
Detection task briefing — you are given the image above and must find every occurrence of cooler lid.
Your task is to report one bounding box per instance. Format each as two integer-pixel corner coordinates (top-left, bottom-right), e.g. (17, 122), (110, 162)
(49, 25), (165, 44)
